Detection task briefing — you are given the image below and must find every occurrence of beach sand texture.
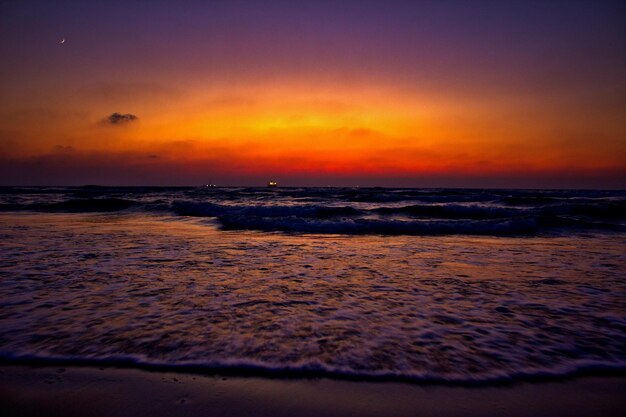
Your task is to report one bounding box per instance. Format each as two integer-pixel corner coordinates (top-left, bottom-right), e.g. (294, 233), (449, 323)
(1, 366), (625, 417)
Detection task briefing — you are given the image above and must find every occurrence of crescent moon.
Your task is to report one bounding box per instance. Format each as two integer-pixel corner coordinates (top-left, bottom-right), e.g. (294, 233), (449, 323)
(60, 38), (65, 44)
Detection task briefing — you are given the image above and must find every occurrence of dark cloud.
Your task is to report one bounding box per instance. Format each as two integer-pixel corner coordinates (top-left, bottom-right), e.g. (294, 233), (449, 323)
(54, 145), (75, 152)
(106, 112), (138, 125)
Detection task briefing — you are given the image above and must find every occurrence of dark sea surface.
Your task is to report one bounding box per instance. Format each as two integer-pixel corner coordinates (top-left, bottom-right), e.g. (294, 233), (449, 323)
(0, 186), (625, 383)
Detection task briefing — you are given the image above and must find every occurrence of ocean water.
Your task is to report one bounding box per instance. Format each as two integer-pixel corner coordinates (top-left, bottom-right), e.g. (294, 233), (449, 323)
(0, 186), (625, 383)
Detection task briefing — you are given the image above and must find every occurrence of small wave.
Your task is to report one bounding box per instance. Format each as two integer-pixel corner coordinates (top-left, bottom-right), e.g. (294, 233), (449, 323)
(502, 195), (564, 205)
(217, 216), (539, 235)
(0, 198), (142, 212)
(1, 353), (624, 386)
(536, 215), (626, 232)
(153, 200), (626, 235)
(373, 204), (524, 219)
(344, 191), (498, 204)
(47, 198), (141, 212)
(172, 201), (362, 218)
(540, 202), (626, 220)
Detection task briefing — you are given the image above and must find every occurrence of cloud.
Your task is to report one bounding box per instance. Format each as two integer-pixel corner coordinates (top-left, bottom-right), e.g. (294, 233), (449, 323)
(54, 145), (75, 152)
(106, 112), (138, 125)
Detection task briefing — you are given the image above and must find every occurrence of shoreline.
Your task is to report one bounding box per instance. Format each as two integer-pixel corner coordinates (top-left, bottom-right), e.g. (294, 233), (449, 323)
(1, 356), (626, 387)
(1, 365), (625, 417)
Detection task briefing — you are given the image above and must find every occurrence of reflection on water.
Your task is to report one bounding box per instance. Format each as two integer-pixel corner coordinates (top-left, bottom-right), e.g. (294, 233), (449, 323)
(0, 212), (625, 382)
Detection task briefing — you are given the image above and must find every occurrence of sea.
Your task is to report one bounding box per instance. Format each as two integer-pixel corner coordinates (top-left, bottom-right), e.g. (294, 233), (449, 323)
(0, 186), (624, 383)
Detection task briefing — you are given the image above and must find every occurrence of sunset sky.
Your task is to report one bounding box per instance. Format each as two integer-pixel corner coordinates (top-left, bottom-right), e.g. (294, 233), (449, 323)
(0, 0), (624, 187)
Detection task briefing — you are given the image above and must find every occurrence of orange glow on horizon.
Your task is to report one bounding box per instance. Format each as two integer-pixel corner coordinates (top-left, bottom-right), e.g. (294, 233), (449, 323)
(1, 75), (624, 186)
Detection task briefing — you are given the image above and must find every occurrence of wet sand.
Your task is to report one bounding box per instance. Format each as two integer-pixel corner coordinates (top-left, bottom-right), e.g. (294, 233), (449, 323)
(1, 366), (624, 417)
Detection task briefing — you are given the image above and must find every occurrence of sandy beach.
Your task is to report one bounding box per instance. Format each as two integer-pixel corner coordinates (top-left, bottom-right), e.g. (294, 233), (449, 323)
(1, 365), (624, 417)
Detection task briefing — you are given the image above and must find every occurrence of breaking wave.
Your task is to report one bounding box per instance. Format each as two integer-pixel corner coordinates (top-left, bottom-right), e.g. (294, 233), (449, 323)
(172, 201), (362, 218)
(0, 198), (140, 212)
(217, 215), (543, 235)
(0, 187), (624, 236)
(1, 353), (625, 385)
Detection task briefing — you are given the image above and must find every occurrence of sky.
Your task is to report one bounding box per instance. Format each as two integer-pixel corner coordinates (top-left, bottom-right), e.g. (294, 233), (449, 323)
(0, 0), (624, 188)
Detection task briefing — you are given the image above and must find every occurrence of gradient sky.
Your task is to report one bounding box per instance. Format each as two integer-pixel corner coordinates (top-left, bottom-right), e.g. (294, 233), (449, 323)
(0, 0), (624, 187)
